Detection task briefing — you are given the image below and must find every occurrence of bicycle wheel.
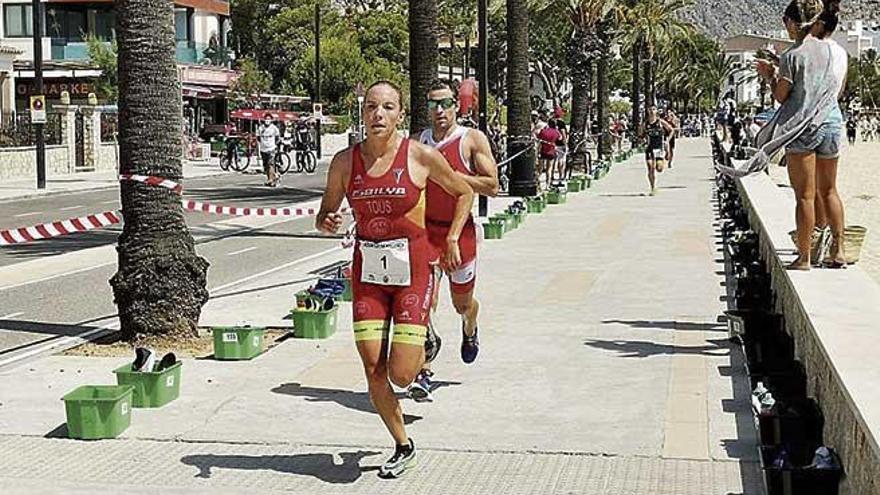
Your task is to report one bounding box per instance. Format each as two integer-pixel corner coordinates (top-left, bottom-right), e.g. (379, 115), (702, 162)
(220, 152), (230, 171)
(275, 152), (292, 175)
(233, 149), (251, 172)
(294, 151), (305, 174)
(303, 151), (317, 174)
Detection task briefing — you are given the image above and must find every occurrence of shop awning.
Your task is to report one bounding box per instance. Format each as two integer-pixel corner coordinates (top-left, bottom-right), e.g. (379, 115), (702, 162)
(182, 84), (223, 99)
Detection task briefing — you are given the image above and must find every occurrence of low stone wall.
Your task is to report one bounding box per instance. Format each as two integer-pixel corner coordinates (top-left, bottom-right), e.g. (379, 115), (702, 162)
(737, 173), (880, 495)
(0, 145), (71, 180)
(96, 143), (118, 173)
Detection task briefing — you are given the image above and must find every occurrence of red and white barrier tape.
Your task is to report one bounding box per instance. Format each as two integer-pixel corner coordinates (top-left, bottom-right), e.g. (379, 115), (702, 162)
(0, 211), (121, 245)
(182, 200), (350, 217)
(119, 174), (183, 194)
(2, 174), (355, 246)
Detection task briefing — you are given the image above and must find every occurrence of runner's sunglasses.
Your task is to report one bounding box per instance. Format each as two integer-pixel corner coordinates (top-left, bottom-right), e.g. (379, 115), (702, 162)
(427, 98), (456, 110)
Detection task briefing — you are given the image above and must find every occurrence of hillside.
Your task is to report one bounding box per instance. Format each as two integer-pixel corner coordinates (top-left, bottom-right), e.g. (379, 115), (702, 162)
(680, 0), (880, 39)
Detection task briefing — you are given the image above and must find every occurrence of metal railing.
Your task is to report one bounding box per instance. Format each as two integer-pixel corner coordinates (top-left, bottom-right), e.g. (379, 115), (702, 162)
(0, 112), (63, 148)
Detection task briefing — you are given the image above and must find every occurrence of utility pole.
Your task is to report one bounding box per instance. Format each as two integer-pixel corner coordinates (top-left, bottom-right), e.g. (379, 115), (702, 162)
(314, 2), (322, 159)
(32, 0), (45, 189)
(477, 0), (489, 216)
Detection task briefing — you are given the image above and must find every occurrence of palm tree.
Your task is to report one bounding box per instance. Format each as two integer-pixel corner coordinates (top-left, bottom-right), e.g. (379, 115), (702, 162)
(618, 0), (692, 108)
(703, 51), (738, 104)
(507, 0), (536, 196)
(111, 0), (209, 341)
(533, 0), (617, 161)
(409, 0), (439, 131)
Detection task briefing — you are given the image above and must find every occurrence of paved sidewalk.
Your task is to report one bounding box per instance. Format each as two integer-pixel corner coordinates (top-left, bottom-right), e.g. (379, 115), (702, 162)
(0, 158), (227, 203)
(0, 138), (761, 494)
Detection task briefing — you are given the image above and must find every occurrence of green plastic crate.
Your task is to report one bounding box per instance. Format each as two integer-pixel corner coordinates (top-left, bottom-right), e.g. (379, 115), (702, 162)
(114, 362), (182, 408)
(292, 306), (339, 339)
(483, 222), (504, 239)
(212, 326), (265, 360)
(502, 211), (518, 229)
(510, 211), (525, 226)
(62, 385), (134, 440)
(547, 190), (567, 204)
(489, 215), (510, 233)
(567, 179), (582, 193)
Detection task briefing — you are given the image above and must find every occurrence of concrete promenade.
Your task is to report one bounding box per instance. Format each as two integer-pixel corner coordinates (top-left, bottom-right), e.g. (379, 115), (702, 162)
(0, 138), (762, 494)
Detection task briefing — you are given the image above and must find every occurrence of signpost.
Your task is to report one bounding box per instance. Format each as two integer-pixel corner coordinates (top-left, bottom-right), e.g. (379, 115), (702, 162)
(32, 0), (45, 189)
(29, 95), (46, 124)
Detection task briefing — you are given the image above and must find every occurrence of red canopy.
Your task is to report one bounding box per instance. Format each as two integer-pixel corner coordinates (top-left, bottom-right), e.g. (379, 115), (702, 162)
(229, 109), (300, 122)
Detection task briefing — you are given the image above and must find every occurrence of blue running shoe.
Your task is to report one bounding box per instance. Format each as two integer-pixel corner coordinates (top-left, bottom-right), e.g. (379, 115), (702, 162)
(407, 370), (434, 403)
(461, 323), (479, 364)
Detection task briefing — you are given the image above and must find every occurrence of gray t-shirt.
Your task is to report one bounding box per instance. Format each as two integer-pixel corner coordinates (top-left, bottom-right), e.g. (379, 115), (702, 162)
(720, 36), (839, 176)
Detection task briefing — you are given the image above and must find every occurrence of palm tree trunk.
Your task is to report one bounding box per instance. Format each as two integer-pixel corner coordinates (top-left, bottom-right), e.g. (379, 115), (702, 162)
(111, 0), (209, 341)
(409, 0), (438, 131)
(631, 37), (641, 135)
(597, 51), (609, 158)
(506, 0), (536, 196)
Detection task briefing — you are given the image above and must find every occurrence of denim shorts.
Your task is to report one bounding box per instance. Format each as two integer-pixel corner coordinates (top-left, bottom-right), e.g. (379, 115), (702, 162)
(786, 109), (843, 159)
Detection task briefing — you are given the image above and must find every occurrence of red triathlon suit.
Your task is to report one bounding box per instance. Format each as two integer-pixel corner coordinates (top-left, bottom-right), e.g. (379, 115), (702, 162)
(419, 126), (478, 294)
(346, 139), (434, 345)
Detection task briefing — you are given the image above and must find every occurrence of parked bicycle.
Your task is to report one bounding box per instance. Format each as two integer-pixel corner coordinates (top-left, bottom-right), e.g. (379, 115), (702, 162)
(293, 121), (317, 174)
(220, 134), (257, 172)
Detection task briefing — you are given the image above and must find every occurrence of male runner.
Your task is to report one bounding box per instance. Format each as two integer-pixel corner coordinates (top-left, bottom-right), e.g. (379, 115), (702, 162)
(409, 79), (499, 402)
(639, 105), (674, 196)
(316, 81), (473, 478)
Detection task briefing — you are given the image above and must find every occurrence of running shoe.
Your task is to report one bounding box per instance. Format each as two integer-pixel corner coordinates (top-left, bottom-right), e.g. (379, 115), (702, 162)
(461, 323), (479, 364)
(132, 347), (156, 373)
(378, 438), (417, 478)
(407, 370), (434, 403)
(424, 321), (441, 364)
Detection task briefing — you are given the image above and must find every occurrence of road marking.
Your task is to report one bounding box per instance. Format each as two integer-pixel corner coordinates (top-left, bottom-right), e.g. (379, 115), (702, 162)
(0, 320), (118, 369)
(13, 211), (42, 218)
(59, 205), (83, 211)
(101, 200), (119, 204)
(0, 199), (333, 292)
(227, 246), (258, 256)
(1, 312), (24, 319)
(211, 245), (343, 294)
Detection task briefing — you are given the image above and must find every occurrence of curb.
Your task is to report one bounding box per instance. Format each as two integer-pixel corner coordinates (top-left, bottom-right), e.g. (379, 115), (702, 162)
(0, 170), (230, 205)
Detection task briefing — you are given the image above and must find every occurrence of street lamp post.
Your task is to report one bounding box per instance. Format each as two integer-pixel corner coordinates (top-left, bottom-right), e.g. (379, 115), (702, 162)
(314, 2), (322, 159)
(32, 0), (45, 189)
(477, 0), (488, 216)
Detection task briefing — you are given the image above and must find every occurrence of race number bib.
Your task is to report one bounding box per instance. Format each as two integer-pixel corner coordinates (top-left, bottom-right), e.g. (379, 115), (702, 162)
(653, 149), (665, 160)
(359, 238), (411, 286)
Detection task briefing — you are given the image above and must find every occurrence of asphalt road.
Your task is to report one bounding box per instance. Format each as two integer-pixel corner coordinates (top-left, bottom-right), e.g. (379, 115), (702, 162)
(0, 167), (329, 268)
(0, 162), (346, 365)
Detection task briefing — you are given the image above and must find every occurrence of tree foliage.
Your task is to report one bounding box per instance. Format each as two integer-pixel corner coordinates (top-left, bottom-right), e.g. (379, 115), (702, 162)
(87, 35), (118, 103)
(230, 0), (409, 114)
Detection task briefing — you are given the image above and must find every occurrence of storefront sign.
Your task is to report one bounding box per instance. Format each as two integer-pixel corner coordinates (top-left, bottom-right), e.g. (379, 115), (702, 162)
(179, 65), (238, 88)
(17, 80), (96, 98)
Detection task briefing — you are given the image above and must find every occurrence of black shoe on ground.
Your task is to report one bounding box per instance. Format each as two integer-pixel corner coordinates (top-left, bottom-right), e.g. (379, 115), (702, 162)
(378, 438), (417, 478)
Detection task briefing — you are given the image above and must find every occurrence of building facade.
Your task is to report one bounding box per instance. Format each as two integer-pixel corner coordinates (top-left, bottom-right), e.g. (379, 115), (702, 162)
(722, 34), (794, 108)
(0, 0), (234, 118)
